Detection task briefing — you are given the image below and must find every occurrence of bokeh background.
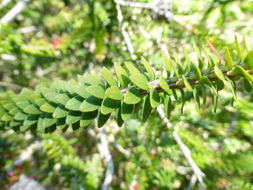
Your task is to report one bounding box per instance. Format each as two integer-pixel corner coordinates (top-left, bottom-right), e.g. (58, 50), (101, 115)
(0, 0), (253, 189)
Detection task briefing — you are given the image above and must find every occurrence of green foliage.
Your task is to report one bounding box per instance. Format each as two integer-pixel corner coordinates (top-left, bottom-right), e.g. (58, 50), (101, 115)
(0, 42), (253, 132)
(41, 133), (103, 189)
(1, 0), (253, 189)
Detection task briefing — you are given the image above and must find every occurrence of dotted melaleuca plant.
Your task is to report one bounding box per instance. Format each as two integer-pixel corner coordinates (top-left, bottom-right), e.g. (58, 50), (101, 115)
(0, 40), (253, 133)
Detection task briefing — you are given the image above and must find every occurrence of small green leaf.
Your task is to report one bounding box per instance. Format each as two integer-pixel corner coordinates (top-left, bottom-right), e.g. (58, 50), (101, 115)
(40, 102), (56, 113)
(114, 64), (129, 88)
(101, 97), (119, 115)
(115, 107), (124, 127)
(159, 77), (172, 95)
(243, 36), (249, 52)
(213, 95), (218, 113)
(55, 94), (70, 105)
(97, 112), (110, 128)
(202, 46), (213, 71)
(141, 56), (155, 80)
(193, 88), (200, 110)
(244, 50), (253, 69)
(56, 118), (67, 130)
(125, 62), (140, 75)
(235, 35), (243, 61)
(80, 96), (102, 112)
(235, 65), (253, 82)
(42, 114), (57, 129)
(150, 88), (160, 108)
(9, 108), (19, 116)
(1, 113), (12, 121)
(243, 78), (252, 92)
(66, 111), (82, 125)
(34, 98), (47, 107)
(9, 120), (21, 128)
(86, 85), (105, 99)
(169, 59), (180, 79)
(180, 89), (185, 113)
(3, 103), (15, 111)
(121, 102), (134, 121)
(142, 95), (152, 122)
(225, 47), (234, 70)
(124, 87), (142, 104)
(172, 89), (178, 100)
(201, 76), (218, 95)
(164, 95), (172, 119)
(215, 80), (224, 91)
(24, 115), (39, 127)
(65, 96), (82, 111)
(71, 122), (80, 131)
(43, 92), (59, 103)
(191, 63), (202, 80)
(182, 76), (193, 91)
(102, 67), (117, 86)
(24, 105), (41, 115)
(214, 65), (225, 81)
(53, 105), (68, 118)
(16, 101), (30, 109)
(193, 42), (204, 69)
(173, 52), (184, 75)
(130, 73), (149, 91)
(161, 45), (171, 77)
(224, 76), (237, 99)
(74, 85), (90, 99)
(14, 112), (27, 120)
(82, 74), (103, 86)
(80, 111), (98, 127)
(201, 86), (207, 105)
(105, 86), (123, 100)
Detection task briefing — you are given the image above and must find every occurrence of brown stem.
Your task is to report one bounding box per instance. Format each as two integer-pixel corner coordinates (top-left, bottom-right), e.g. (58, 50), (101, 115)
(120, 68), (253, 95)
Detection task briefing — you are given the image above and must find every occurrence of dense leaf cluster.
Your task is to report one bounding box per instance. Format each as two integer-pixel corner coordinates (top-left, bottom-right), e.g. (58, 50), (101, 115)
(0, 42), (253, 132)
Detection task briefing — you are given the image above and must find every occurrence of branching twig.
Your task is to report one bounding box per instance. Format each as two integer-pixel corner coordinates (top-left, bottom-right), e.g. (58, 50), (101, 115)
(187, 174), (197, 190)
(98, 128), (115, 190)
(36, 65), (57, 77)
(0, 0), (30, 24)
(112, 142), (130, 157)
(115, 1), (137, 60)
(0, 0), (12, 9)
(115, 0), (153, 9)
(157, 106), (206, 190)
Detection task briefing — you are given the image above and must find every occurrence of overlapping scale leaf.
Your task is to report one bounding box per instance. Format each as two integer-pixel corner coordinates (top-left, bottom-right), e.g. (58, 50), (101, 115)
(0, 40), (253, 132)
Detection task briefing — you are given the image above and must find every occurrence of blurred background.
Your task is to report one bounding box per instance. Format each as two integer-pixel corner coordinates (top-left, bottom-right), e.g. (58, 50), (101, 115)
(0, 0), (253, 189)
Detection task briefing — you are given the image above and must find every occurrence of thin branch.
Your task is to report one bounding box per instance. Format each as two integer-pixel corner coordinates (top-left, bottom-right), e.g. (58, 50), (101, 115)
(16, 26), (36, 34)
(187, 174), (197, 190)
(112, 142), (131, 157)
(157, 106), (206, 190)
(115, 0), (153, 9)
(115, 1), (137, 60)
(114, 0), (193, 30)
(0, 0), (30, 24)
(36, 65), (57, 77)
(0, 0), (12, 9)
(172, 130), (206, 190)
(206, 40), (224, 63)
(98, 128), (115, 190)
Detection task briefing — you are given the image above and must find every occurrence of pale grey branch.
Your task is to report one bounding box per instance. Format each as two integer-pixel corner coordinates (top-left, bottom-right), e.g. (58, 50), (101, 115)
(0, 0), (30, 24)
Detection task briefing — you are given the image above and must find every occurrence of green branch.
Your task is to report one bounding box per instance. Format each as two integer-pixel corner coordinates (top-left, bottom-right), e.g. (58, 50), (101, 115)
(0, 42), (253, 133)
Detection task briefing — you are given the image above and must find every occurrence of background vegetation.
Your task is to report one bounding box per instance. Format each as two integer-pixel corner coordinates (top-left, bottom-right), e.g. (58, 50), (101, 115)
(0, 0), (253, 189)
